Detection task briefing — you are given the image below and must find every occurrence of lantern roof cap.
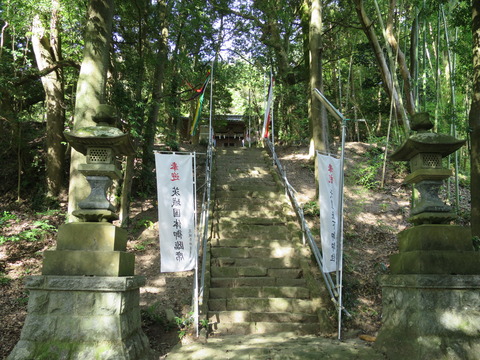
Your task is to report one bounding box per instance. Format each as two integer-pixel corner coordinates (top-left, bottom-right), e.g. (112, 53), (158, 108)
(390, 132), (465, 161)
(64, 104), (135, 156)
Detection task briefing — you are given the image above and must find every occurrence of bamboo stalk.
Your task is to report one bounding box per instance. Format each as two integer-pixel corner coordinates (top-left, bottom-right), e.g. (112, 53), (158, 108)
(441, 5), (460, 212)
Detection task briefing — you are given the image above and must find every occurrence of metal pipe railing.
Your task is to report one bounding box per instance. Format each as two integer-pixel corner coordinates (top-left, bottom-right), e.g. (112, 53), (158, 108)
(194, 142), (214, 336)
(265, 138), (348, 314)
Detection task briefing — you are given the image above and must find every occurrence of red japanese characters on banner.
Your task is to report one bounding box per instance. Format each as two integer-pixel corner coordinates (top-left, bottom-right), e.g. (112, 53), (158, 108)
(318, 154), (342, 273)
(155, 154), (196, 272)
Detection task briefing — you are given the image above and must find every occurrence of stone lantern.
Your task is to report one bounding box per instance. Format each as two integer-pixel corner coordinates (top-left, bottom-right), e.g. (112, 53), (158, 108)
(386, 112), (480, 275)
(42, 104), (136, 276)
(375, 113), (480, 360)
(389, 112), (464, 225)
(63, 105), (135, 222)
(8, 105), (153, 359)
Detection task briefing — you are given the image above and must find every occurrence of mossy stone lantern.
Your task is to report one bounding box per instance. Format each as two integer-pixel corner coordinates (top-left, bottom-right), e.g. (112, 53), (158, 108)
(64, 104), (135, 222)
(42, 104), (136, 276)
(387, 112), (480, 275)
(9, 106), (153, 359)
(390, 112), (465, 225)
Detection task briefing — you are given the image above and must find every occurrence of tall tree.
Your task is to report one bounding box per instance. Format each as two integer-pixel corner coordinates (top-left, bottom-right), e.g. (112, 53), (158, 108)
(307, 0), (326, 156)
(67, 0), (114, 220)
(352, 0), (410, 132)
(470, 0), (480, 237)
(141, 0), (169, 193)
(31, 0), (66, 198)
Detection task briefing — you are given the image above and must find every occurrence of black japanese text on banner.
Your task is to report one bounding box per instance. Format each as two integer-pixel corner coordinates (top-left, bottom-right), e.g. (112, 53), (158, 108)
(318, 154), (342, 273)
(155, 153), (196, 272)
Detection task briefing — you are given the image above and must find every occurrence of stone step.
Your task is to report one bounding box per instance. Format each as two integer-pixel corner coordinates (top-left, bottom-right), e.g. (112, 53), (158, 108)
(215, 222), (293, 234)
(208, 321), (320, 335)
(215, 224), (298, 240)
(214, 199), (291, 212)
(215, 161), (268, 168)
(215, 178), (278, 187)
(215, 158), (271, 168)
(215, 149), (267, 155)
(214, 321), (320, 336)
(210, 266), (303, 279)
(210, 276), (307, 288)
(210, 238), (298, 248)
(215, 166), (271, 174)
(208, 297), (322, 313)
(215, 217), (293, 227)
(215, 170), (274, 183)
(208, 310), (318, 324)
(215, 189), (287, 200)
(213, 197), (291, 209)
(215, 150), (267, 158)
(209, 286), (310, 299)
(214, 209), (296, 220)
(216, 184), (281, 193)
(211, 245), (297, 259)
(212, 256), (300, 269)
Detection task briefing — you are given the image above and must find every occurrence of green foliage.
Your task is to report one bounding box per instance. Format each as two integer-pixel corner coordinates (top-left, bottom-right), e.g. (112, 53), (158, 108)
(199, 318), (209, 329)
(141, 302), (170, 328)
(473, 237), (480, 252)
(133, 218), (155, 230)
(349, 146), (384, 190)
(303, 201), (319, 217)
(174, 312), (194, 339)
(0, 219), (56, 245)
(0, 211), (18, 227)
(0, 272), (12, 285)
(133, 243), (146, 251)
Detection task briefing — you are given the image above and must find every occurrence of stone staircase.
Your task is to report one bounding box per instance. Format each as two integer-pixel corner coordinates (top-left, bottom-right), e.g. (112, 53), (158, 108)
(206, 147), (331, 336)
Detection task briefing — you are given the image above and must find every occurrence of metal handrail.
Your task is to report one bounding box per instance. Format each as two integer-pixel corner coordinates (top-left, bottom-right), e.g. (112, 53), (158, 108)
(194, 141), (214, 336)
(265, 139), (347, 314)
(199, 142), (213, 300)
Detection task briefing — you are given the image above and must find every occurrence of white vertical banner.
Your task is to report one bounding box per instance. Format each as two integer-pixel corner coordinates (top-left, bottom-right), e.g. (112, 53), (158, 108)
(155, 153), (196, 272)
(262, 73), (274, 138)
(318, 154), (342, 273)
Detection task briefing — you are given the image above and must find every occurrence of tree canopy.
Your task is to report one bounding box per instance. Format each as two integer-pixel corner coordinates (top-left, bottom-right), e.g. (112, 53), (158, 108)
(0, 0), (476, 221)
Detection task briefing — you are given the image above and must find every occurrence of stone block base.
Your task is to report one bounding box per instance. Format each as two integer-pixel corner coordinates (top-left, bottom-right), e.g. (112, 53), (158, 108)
(375, 275), (480, 360)
(390, 225), (480, 274)
(7, 276), (153, 360)
(41, 222), (135, 276)
(42, 250), (135, 276)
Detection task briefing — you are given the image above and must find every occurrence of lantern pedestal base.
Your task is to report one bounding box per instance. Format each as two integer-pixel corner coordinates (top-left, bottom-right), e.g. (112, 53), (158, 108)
(42, 222), (134, 276)
(375, 275), (480, 360)
(390, 225), (480, 274)
(7, 276), (153, 360)
(408, 211), (456, 225)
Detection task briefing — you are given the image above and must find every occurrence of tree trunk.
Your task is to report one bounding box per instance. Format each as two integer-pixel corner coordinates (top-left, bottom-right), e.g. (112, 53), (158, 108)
(352, 0), (409, 132)
(119, 155), (135, 227)
(67, 0), (114, 221)
(31, 1), (66, 198)
(308, 0), (326, 157)
(386, 0), (415, 116)
(470, 1), (480, 237)
(141, 0), (168, 193)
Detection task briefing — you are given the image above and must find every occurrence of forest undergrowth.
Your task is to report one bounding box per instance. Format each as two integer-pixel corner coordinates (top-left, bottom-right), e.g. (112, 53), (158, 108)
(0, 142), (472, 359)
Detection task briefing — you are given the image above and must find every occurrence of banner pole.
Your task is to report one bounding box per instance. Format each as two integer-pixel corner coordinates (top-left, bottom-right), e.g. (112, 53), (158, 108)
(313, 88), (346, 340)
(337, 118), (346, 340)
(209, 61), (214, 147)
(192, 152), (200, 337)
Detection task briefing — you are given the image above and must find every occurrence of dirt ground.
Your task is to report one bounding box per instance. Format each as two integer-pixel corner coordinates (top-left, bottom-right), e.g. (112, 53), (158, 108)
(0, 143), (469, 359)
